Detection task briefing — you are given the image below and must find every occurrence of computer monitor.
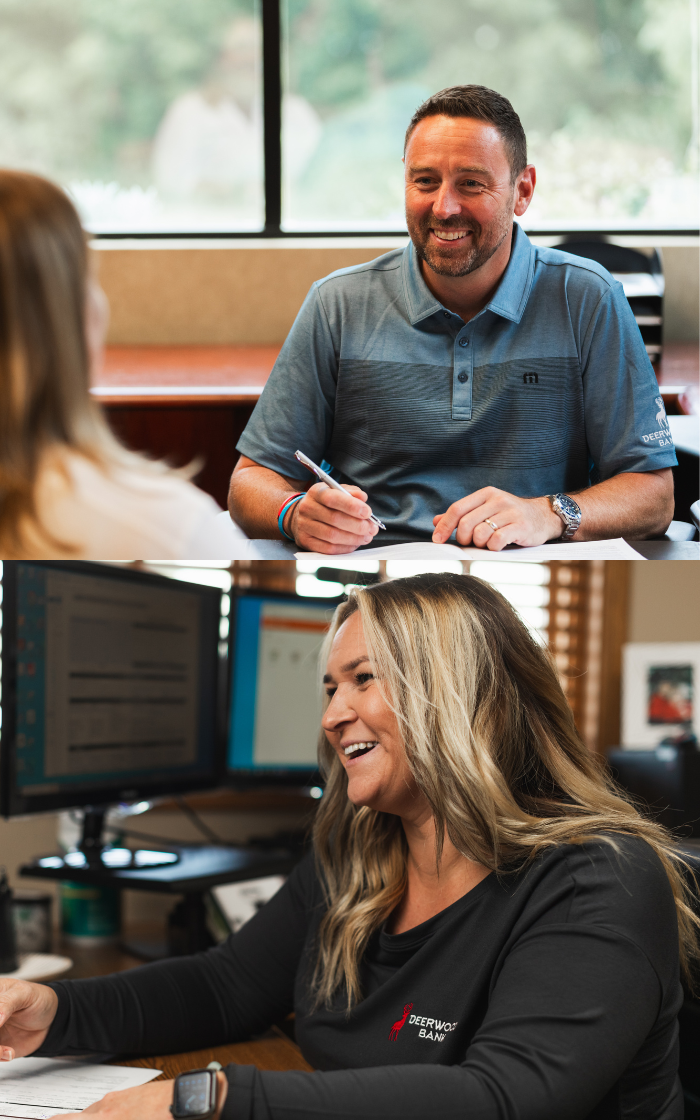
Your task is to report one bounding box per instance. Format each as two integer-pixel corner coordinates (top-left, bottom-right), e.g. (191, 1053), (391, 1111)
(226, 589), (342, 786)
(0, 560), (225, 820)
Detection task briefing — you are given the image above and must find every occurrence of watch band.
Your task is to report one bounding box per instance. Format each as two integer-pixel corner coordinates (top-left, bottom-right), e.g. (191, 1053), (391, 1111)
(547, 493), (581, 541)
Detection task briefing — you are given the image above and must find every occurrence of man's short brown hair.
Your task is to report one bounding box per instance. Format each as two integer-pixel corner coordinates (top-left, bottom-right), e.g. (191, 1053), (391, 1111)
(405, 85), (527, 180)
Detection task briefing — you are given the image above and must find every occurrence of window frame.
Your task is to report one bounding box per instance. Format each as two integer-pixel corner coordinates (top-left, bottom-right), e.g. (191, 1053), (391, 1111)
(93, 0), (700, 242)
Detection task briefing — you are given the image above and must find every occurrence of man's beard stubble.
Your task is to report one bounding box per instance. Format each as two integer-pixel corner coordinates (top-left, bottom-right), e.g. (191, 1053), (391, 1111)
(406, 206), (513, 278)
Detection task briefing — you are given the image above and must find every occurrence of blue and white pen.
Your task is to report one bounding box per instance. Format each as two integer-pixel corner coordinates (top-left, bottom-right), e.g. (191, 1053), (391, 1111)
(294, 450), (386, 531)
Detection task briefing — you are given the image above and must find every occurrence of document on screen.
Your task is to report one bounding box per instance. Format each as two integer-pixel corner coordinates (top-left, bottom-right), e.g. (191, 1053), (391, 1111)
(39, 567), (202, 783)
(0, 1057), (161, 1119)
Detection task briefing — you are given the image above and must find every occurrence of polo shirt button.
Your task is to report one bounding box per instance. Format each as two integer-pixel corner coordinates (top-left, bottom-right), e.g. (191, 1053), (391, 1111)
(459, 337), (469, 347)
(458, 372), (469, 383)
(443, 311), (450, 317)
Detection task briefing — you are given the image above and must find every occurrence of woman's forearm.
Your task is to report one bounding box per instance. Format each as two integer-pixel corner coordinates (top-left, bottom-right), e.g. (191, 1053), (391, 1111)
(38, 955), (230, 1057)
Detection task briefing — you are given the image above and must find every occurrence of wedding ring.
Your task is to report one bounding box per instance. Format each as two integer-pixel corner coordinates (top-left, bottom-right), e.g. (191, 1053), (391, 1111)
(483, 519), (499, 531)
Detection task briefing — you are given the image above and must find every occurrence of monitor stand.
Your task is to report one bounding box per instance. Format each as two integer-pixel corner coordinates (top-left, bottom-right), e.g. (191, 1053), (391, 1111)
(20, 809), (299, 957)
(72, 807), (181, 871)
(124, 894), (215, 961)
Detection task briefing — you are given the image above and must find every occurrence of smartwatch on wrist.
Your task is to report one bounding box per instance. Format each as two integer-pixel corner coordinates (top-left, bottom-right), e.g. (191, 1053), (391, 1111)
(547, 493), (582, 541)
(171, 1069), (220, 1120)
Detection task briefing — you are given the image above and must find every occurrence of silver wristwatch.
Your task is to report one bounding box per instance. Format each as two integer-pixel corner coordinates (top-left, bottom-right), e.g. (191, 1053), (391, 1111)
(547, 493), (581, 541)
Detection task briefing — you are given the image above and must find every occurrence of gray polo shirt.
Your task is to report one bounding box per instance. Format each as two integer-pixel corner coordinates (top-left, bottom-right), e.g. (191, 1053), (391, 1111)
(237, 224), (676, 539)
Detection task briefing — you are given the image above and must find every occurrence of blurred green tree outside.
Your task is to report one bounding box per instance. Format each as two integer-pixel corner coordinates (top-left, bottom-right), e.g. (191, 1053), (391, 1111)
(284, 0), (697, 227)
(0, 0), (251, 180)
(0, 0), (693, 230)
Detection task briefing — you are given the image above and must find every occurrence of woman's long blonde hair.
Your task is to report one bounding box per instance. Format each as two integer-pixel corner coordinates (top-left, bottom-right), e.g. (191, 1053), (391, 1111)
(0, 170), (165, 556)
(312, 573), (699, 1008)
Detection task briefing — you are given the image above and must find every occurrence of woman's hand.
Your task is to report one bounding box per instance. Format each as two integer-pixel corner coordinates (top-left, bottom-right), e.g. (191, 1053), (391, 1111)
(52, 1073), (228, 1120)
(0, 980), (59, 1058)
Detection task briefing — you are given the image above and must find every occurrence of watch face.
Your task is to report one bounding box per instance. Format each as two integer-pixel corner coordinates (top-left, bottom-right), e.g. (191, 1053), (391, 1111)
(557, 495), (581, 522)
(173, 1071), (216, 1118)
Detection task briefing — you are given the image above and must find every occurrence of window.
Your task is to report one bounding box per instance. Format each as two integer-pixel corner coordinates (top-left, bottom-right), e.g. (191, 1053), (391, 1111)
(282, 0), (698, 233)
(292, 556), (628, 753)
(0, 0), (695, 235)
(0, 0), (264, 234)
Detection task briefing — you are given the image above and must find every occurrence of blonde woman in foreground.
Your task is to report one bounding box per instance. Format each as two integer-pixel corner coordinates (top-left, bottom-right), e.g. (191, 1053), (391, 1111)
(0, 170), (232, 560)
(0, 574), (696, 1120)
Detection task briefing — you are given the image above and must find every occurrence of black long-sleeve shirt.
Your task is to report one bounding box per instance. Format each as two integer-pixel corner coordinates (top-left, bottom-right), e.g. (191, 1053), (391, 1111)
(39, 835), (684, 1120)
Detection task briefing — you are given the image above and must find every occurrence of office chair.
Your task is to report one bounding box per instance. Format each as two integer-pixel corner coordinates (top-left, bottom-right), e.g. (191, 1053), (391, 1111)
(559, 239), (664, 365)
(560, 240), (698, 538)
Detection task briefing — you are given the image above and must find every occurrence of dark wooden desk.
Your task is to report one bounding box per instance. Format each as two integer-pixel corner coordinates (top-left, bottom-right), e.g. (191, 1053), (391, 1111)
(656, 342), (700, 390)
(92, 341), (699, 512)
(95, 346), (279, 404)
(117, 1032), (312, 1079)
(58, 934), (150, 981)
(94, 346), (280, 509)
(57, 931), (312, 1076)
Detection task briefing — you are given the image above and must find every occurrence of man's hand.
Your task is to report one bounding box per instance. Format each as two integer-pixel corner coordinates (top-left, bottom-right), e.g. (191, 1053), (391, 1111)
(432, 470), (674, 549)
(0, 979), (58, 1058)
(228, 456), (378, 551)
(50, 1072), (228, 1120)
(287, 483), (378, 554)
(433, 488), (562, 550)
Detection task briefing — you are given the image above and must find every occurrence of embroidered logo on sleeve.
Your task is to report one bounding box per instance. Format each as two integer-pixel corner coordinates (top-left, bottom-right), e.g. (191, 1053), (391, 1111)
(642, 396), (673, 447)
(388, 1003), (458, 1043)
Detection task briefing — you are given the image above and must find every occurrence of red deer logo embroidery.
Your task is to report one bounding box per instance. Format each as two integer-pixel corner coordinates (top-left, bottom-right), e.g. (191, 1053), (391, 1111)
(389, 1002), (413, 1041)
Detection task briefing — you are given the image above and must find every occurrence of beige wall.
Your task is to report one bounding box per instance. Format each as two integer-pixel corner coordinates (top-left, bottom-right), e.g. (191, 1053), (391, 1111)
(627, 560), (700, 642)
(95, 237), (699, 346)
(0, 813), (60, 900)
(96, 239), (407, 346)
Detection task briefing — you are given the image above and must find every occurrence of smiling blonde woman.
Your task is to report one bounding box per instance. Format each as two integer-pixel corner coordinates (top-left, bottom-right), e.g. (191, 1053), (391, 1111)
(0, 574), (696, 1120)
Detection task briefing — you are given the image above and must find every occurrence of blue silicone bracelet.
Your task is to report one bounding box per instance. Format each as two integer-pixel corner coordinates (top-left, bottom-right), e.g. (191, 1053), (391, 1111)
(278, 494), (304, 541)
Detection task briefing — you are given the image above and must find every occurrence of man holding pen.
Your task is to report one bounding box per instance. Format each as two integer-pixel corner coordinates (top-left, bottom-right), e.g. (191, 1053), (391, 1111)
(228, 86), (675, 554)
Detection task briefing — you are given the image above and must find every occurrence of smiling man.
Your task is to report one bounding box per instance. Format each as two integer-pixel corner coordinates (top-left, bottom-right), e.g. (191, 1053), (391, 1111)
(229, 85), (676, 553)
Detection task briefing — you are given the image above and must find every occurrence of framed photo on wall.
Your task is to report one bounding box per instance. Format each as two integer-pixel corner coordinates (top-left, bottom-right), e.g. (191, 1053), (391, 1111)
(621, 642), (700, 749)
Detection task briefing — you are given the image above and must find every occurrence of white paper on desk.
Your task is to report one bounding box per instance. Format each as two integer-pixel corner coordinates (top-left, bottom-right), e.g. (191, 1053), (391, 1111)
(0, 1057), (161, 1118)
(297, 538), (645, 563)
(461, 538), (645, 560)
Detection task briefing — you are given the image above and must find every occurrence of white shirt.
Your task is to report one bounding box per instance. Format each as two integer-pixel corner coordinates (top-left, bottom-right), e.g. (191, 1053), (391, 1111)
(15, 450), (245, 561)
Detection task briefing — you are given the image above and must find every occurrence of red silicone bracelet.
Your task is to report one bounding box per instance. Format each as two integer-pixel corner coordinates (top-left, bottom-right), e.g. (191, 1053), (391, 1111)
(276, 492), (304, 521)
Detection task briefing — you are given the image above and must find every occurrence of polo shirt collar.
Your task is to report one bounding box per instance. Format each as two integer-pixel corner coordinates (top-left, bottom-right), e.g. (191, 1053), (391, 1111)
(401, 221), (536, 326)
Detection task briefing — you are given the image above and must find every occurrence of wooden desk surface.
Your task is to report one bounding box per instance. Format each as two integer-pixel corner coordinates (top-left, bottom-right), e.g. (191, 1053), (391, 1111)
(94, 345), (280, 406)
(656, 342), (699, 387)
(91, 341), (698, 407)
(91, 340), (698, 509)
(58, 937), (150, 980)
(57, 932), (313, 1077)
(116, 1031), (312, 1079)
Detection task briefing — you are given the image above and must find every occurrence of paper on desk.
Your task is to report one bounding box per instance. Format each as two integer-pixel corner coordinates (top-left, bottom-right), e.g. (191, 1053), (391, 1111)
(0, 1057), (161, 1119)
(297, 538), (645, 563)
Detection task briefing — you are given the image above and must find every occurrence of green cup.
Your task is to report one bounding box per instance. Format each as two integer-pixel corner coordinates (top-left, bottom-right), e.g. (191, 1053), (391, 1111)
(60, 882), (121, 945)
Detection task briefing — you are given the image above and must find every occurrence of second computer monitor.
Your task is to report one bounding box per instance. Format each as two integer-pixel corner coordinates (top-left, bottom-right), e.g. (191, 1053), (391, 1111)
(227, 590), (341, 784)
